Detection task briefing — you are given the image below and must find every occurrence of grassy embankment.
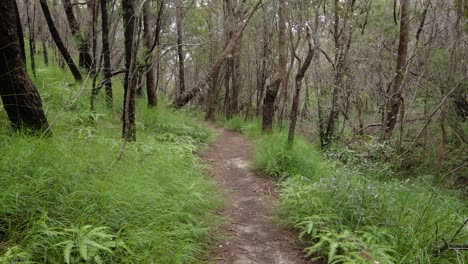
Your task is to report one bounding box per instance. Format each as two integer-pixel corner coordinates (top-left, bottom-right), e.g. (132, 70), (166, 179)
(223, 116), (467, 264)
(0, 58), (221, 263)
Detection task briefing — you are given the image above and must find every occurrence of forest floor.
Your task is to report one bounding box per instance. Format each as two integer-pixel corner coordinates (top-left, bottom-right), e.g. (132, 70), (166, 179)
(200, 127), (310, 264)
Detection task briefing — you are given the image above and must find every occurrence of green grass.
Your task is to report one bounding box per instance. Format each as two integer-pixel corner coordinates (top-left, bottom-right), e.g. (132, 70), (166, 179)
(0, 56), (221, 263)
(224, 116), (467, 263)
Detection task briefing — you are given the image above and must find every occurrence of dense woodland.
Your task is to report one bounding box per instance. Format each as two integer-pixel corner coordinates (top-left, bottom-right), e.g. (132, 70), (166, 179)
(0, 0), (467, 263)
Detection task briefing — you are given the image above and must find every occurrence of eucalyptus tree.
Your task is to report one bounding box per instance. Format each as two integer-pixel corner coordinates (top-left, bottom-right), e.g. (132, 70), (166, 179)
(39, 0), (83, 82)
(262, 0), (287, 132)
(0, 0), (49, 133)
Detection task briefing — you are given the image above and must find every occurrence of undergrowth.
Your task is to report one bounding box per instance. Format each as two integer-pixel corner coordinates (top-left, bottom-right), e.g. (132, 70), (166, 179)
(224, 116), (467, 263)
(0, 58), (220, 263)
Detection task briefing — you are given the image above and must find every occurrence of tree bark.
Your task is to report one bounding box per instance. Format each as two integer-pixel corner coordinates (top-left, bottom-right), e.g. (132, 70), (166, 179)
(42, 41), (49, 65)
(143, 0), (157, 107)
(385, 0), (410, 137)
(262, 0), (286, 132)
(25, 0), (36, 76)
(39, 0), (83, 82)
(101, 0), (113, 107)
(122, 0), (138, 141)
(62, 0), (93, 70)
(14, 0), (25, 61)
(288, 27), (314, 143)
(175, 0), (186, 97)
(173, 0), (262, 108)
(205, 6), (218, 121)
(0, 0), (49, 133)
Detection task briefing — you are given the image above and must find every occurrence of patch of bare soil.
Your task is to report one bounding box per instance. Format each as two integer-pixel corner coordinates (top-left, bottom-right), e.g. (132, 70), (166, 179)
(200, 128), (309, 264)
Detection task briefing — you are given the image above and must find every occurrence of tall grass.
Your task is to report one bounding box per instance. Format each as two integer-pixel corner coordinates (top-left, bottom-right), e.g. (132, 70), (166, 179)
(0, 58), (220, 263)
(224, 116), (467, 263)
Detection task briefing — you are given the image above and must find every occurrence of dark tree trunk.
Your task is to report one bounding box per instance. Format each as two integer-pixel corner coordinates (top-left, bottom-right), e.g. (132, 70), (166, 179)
(225, 0), (242, 119)
(262, 0), (286, 132)
(176, 0), (186, 97)
(230, 29), (242, 117)
(39, 0), (83, 82)
(0, 0), (49, 132)
(42, 41), (49, 65)
(288, 27), (314, 144)
(89, 0), (99, 74)
(143, 0), (157, 107)
(385, 0), (409, 138)
(25, 0), (36, 76)
(62, 0), (93, 70)
(101, 0), (112, 108)
(205, 12), (218, 121)
(122, 0), (137, 141)
(14, 0), (25, 61)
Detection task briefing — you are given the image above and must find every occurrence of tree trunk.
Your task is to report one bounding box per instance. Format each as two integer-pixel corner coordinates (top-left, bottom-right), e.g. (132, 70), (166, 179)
(42, 41), (49, 65)
(173, 0), (262, 108)
(256, 13), (270, 116)
(385, 0), (409, 137)
(205, 9), (218, 121)
(14, 0), (25, 61)
(225, 0), (244, 118)
(176, 0), (186, 97)
(261, 0), (286, 132)
(143, 0), (157, 107)
(39, 0), (83, 82)
(85, 0), (97, 70)
(25, 0), (36, 76)
(0, 0), (49, 133)
(122, 0), (138, 141)
(101, 0), (112, 107)
(288, 27), (314, 144)
(62, 0), (93, 70)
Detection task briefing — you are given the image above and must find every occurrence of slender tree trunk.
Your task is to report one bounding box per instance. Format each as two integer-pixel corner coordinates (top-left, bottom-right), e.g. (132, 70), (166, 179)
(226, 0), (244, 118)
(230, 35), (242, 117)
(25, 0), (36, 76)
(385, 0), (410, 138)
(176, 0), (186, 97)
(14, 0), (25, 61)
(42, 41), (49, 65)
(323, 0), (355, 146)
(256, 13), (270, 116)
(39, 0), (82, 81)
(62, 0), (93, 70)
(85, 0), (97, 70)
(143, 0), (157, 107)
(0, 0), (49, 133)
(205, 10), (218, 121)
(101, 0), (112, 108)
(288, 27), (314, 143)
(122, 0), (138, 141)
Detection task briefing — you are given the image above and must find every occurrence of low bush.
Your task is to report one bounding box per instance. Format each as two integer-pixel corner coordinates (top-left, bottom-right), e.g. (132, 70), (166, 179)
(254, 131), (467, 263)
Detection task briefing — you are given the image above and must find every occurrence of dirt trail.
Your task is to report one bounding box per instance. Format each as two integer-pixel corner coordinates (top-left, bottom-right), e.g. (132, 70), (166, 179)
(201, 128), (309, 264)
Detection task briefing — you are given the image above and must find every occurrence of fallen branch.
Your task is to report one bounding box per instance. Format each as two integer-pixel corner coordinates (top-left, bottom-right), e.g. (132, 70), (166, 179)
(434, 219), (468, 256)
(400, 76), (468, 156)
(173, 0), (263, 108)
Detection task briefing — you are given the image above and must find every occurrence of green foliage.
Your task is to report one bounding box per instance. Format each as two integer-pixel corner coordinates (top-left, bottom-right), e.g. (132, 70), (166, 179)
(223, 116), (246, 133)
(221, 115), (262, 138)
(252, 131), (467, 263)
(0, 58), (220, 263)
(253, 132), (326, 179)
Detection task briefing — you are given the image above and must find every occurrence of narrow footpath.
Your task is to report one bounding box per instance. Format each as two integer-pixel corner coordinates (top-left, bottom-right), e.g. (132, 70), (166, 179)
(201, 128), (309, 264)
